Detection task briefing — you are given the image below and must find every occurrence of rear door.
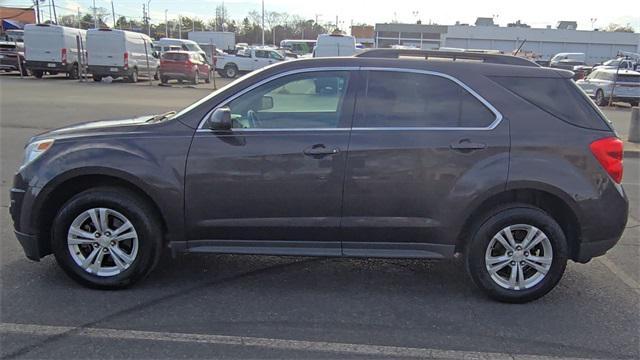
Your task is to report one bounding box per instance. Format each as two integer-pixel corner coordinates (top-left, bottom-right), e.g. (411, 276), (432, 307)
(341, 69), (509, 257)
(88, 31), (123, 67)
(25, 26), (62, 62)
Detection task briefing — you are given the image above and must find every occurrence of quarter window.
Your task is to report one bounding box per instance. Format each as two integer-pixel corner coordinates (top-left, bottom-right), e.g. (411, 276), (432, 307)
(356, 71), (496, 128)
(226, 71), (351, 129)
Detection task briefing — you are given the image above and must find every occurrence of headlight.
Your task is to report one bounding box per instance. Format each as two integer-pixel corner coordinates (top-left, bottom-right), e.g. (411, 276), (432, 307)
(21, 139), (54, 169)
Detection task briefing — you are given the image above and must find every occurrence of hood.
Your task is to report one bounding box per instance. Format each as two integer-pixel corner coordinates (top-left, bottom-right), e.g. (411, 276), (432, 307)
(31, 115), (157, 142)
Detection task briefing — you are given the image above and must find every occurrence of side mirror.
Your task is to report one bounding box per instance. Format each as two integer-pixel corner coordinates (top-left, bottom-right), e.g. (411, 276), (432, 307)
(261, 96), (274, 110)
(206, 108), (232, 131)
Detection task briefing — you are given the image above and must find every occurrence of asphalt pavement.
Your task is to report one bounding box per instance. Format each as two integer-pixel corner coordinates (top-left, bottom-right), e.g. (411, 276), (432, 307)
(0, 73), (638, 360)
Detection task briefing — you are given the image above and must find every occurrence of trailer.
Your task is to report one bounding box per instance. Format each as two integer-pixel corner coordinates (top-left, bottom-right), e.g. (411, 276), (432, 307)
(188, 31), (235, 52)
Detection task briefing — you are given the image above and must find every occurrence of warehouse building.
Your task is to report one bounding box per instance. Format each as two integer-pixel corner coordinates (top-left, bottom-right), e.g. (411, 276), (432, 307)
(374, 21), (640, 64)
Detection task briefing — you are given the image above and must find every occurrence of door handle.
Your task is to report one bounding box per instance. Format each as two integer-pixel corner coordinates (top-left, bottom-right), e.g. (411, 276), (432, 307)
(303, 144), (340, 158)
(450, 139), (487, 151)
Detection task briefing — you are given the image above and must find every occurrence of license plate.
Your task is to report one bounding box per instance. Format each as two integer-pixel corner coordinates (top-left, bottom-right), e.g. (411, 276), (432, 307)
(110, 67), (118, 72)
(47, 63), (56, 68)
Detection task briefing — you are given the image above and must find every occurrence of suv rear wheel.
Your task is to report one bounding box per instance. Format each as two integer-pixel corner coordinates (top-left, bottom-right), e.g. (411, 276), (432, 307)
(224, 64), (238, 78)
(128, 68), (138, 83)
(595, 89), (607, 106)
(465, 204), (568, 303)
(51, 187), (163, 289)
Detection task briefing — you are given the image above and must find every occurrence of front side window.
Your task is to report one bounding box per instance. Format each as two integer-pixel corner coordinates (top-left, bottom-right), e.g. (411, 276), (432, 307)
(269, 51), (284, 60)
(255, 50), (269, 58)
(355, 71), (496, 128)
(225, 71), (351, 129)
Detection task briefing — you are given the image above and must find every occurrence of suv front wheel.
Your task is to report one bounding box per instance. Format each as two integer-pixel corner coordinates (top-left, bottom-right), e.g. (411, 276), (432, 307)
(51, 187), (163, 289)
(465, 204), (568, 303)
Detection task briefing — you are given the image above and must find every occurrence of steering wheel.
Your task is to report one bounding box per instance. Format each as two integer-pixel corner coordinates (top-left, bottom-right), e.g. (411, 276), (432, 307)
(247, 110), (260, 128)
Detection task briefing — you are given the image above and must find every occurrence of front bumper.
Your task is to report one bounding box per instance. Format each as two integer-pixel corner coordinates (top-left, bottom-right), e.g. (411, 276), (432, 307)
(14, 230), (40, 261)
(10, 186), (42, 261)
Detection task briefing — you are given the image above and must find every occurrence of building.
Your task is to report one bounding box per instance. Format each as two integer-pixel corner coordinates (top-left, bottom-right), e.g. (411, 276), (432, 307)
(351, 25), (375, 47)
(374, 22), (640, 64)
(0, 6), (36, 32)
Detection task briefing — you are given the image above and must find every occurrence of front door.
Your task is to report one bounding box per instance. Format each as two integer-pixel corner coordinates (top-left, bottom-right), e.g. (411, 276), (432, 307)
(341, 69), (509, 257)
(185, 70), (356, 255)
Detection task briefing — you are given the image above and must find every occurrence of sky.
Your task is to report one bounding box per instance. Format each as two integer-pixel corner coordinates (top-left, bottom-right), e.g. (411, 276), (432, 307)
(3, 0), (639, 31)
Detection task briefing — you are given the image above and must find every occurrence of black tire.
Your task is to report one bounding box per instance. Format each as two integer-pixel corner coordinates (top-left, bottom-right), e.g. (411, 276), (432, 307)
(69, 63), (79, 79)
(630, 100), (639, 107)
(204, 71), (211, 83)
(33, 70), (44, 79)
(465, 204), (568, 303)
(51, 187), (163, 289)
(217, 70), (227, 78)
(595, 89), (607, 106)
(20, 65), (29, 76)
(154, 68), (160, 80)
(93, 75), (102, 82)
(192, 71), (199, 85)
(160, 76), (168, 84)
(224, 64), (238, 78)
(128, 68), (138, 83)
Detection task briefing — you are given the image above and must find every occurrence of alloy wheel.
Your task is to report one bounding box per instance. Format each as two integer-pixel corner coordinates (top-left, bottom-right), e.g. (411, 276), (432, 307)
(484, 224), (553, 290)
(67, 208), (139, 277)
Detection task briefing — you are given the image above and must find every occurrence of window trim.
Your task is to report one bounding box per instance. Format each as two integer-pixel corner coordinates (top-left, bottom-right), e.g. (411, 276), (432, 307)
(196, 66), (502, 132)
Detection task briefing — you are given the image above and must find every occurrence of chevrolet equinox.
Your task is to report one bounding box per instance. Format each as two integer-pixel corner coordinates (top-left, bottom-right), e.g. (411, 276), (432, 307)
(10, 50), (628, 303)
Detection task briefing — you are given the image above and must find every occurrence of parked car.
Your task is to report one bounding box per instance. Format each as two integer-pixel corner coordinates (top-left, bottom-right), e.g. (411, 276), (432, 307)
(592, 58), (638, 72)
(313, 34), (357, 57)
(215, 47), (285, 78)
(576, 69), (640, 106)
(187, 31), (236, 53)
(10, 50), (628, 303)
(159, 51), (212, 84)
(86, 28), (159, 83)
(23, 24), (86, 79)
(279, 39), (316, 56)
(549, 52), (586, 70)
(0, 41), (27, 75)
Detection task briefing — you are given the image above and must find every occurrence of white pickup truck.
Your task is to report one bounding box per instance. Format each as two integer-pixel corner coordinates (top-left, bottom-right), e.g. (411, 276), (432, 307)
(215, 47), (285, 78)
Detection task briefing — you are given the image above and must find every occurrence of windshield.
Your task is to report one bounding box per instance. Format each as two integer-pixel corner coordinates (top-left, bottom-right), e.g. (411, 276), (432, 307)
(603, 60), (620, 67)
(184, 43), (202, 52)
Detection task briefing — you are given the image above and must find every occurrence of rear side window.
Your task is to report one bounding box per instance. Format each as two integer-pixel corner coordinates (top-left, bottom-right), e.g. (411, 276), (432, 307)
(356, 71), (496, 128)
(617, 74), (640, 83)
(162, 53), (188, 61)
(491, 76), (609, 130)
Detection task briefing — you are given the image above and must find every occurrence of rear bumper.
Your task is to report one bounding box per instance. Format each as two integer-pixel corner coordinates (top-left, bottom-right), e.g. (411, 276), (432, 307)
(25, 60), (70, 72)
(160, 71), (195, 80)
(574, 237), (620, 263)
(88, 65), (131, 78)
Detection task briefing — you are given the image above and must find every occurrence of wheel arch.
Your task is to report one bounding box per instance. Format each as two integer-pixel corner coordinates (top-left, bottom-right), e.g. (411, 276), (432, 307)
(455, 185), (581, 261)
(33, 168), (168, 257)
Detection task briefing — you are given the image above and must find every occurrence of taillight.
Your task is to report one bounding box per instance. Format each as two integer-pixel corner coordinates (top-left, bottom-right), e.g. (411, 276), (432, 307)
(590, 137), (623, 183)
(61, 48), (67, 65)
(124, 52), (129, 70)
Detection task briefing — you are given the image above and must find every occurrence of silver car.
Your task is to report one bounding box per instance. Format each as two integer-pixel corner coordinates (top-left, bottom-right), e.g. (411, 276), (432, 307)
(576, 69), (640, 106)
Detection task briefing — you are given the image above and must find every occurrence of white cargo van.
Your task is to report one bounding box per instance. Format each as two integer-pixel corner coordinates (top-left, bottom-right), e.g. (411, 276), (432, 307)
(313, 34), (356, 57)
(24, 24), (86, 79)
(87, 28), (159, 82)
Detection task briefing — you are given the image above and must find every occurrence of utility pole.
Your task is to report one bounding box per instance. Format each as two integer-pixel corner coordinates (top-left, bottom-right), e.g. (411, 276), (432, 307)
(51, 0), (57, 24)
(93, 0), (97, 28)
(35, 0), (40, 23)
(77, 7), (80, 28)
(111, 1), (116, 28)
(142, 4), (146, 32)
(165, 9), (168, 38)
(178, 15), (182, 39)
(261, 0), (265, 45)
(48, 0), (52, 23)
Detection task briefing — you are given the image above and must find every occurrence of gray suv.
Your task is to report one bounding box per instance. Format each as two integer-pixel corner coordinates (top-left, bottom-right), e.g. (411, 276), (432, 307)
(10, 50), (628, 303)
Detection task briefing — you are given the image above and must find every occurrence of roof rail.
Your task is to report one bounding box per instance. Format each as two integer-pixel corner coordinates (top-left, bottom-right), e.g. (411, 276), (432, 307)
(355, 49), (540, 67)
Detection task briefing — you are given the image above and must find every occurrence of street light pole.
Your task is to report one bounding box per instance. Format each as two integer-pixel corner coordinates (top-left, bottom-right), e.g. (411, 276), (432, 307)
(147, 0), (152, 37)
(92, 0), (97, 28)
(261, 0), (265, 45)
(165, 9), (168, 38)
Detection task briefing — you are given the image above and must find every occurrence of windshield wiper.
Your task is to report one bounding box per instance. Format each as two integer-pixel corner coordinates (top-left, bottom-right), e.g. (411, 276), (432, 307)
(148, 111), (176, 123)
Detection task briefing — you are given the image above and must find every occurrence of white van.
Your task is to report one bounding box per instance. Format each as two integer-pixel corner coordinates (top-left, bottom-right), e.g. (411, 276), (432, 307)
(87, 28), (159, 83)
(24, 24), (86, 79)
(313, 34), (356, 57)
(155, 38), (207, 60)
